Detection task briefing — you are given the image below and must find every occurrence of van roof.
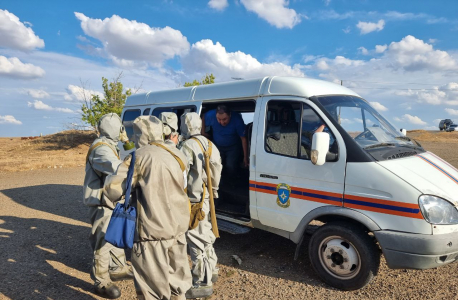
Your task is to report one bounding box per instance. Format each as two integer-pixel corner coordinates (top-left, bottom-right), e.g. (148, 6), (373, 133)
(124, 76), (361, 107)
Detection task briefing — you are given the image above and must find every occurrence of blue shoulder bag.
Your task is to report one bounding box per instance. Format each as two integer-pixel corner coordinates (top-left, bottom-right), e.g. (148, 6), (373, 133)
(105, 151), (137, 249)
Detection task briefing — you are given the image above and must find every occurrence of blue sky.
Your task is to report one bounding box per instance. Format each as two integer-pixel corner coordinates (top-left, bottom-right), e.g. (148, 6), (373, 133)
(1, 0), (458, 136)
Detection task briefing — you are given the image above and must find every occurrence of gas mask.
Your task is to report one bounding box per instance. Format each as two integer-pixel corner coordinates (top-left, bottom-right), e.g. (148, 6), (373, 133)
(120, 125), (135, 151)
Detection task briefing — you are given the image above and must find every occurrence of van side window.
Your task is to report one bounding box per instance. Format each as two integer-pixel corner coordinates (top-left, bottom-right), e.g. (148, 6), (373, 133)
(152, 106), (197, 133)
(142, 108), (150, 115)
(265, 101), (301, 158)
(122, 109), (141, 140)
(264, 101), (338, 161)
(300, 104), (338, 160)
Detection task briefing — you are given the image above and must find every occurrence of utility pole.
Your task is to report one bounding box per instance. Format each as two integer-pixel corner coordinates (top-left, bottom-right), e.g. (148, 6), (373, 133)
(341, 80), (343, 86)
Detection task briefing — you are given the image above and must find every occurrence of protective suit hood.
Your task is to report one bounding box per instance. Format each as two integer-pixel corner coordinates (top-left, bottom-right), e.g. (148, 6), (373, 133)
(98, 113), (123, 143)
(181, 112), (202, 139)
(132, 116), (164, 148)
(160, 112), (178, 136)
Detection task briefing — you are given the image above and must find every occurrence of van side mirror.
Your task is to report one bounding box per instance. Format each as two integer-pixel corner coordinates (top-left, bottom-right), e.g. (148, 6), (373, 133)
(400, 128), (407, 136)
(311, 132), (330, 166)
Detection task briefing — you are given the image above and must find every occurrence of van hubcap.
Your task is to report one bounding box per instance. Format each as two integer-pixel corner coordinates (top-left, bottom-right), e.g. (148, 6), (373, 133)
(318, 236), (361, 279)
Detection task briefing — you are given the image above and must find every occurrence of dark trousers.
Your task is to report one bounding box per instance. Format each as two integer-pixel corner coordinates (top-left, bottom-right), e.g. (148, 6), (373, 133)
(218, 142), (242, 178)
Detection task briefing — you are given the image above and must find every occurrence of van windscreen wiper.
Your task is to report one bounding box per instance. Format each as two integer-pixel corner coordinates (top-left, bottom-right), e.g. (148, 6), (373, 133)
(395, 136), (422, 147)
(395, 136), (411, 142)
(364, 143), (396, 150)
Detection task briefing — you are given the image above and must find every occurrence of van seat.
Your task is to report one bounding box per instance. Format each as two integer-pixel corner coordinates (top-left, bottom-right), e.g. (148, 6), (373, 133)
(266, 121), (298, 157)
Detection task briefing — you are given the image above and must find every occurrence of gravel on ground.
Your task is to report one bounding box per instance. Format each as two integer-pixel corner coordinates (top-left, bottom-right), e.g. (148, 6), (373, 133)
(1, 133), (458, 300)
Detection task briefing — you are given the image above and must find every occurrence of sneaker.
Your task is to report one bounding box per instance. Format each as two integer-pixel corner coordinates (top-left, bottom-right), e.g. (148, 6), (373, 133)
(94, 282), (121, 299)
(110, 266), (134, 281)
(211, 273), (218, 284)
(185, 285), (213, 299)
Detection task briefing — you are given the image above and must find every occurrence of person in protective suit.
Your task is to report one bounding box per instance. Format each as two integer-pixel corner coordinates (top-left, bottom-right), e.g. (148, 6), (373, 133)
(103, 116), (192, 300)
(83, 113), (134, 299)
(179, 112), (222, 299)
(159, 112), (179, 147)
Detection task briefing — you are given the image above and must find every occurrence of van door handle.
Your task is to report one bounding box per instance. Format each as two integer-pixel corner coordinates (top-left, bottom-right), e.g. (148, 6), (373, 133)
(260, 174), (278, 179)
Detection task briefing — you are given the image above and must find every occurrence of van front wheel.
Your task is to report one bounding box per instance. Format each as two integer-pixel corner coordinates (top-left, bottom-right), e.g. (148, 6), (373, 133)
(308, 222), (380, 290)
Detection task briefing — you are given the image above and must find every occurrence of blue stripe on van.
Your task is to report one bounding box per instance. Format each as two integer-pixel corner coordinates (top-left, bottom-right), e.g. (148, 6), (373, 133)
(302, 191), (341, 203)
(344, 198), (420, 214)
(253, 183), (342, 203)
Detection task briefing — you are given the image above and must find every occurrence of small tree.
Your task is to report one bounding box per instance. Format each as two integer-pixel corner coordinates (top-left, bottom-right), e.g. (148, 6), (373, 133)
(184, 73), (215, 87)
(81, 73), (132, 129)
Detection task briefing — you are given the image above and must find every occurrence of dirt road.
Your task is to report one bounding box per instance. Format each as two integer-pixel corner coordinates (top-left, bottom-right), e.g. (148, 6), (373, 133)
(1, 142), (458, 299)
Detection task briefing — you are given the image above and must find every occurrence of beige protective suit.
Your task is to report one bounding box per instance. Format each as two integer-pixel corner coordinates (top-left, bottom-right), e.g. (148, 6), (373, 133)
(83, 113), (131, 289)
(104, 116), (192, 300)
(179, 112), (222, 287)
(160, 112), (179, 148)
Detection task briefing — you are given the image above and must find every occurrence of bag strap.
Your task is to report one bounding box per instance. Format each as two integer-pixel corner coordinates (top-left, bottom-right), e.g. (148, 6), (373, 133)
(190, 136), (212, 157)
(150, 142), (185, 172)
(190, 137), (213, 178)
(86, 141), (120, 162)
(124, 151), (136, 209)
(190, 137), (212, 206)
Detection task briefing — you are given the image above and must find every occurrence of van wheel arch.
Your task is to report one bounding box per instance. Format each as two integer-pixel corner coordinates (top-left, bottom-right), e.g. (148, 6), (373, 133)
(292, 206), (381, 260)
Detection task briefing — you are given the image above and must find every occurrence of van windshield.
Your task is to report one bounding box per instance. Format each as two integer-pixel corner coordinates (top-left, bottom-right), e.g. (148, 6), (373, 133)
(316, 95), (419, 150)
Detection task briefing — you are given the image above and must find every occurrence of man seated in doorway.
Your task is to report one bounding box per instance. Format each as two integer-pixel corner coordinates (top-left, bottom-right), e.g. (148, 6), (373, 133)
(201, 105), (248, 180)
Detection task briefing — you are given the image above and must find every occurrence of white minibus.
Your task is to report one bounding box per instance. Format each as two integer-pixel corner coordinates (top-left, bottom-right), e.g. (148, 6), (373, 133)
(120, 76), (458, 290)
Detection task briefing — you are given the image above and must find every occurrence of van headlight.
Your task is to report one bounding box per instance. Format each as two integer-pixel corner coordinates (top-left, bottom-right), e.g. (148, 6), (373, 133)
(419, 195), (458, 224)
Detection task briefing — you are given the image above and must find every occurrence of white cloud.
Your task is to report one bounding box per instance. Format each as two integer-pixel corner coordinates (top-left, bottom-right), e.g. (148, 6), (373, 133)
(323, 0), (331, 6)
(395, 82), (458, 105)
(403, 114), (427, 125)
(314, 55), (364, 72)
(0, 55), (45, 79)
(181, 39), (305, 81)
(208, 0), (228, 11)
(445, 108), (458, 116)
(0, 9), (44, 51)
(308, 36), (458, 96)
(375, 44), (387, 53)
(358, 47), (369, 55)
(0, 115), (22, 125)
(27, 100), (74, 113)
(315, 10), (355, 20)
(342, 26), (351, 34)
(340, 118), (353, 124)
(23, 88), (50, 98)
(65, 84), (104, 102)
(370, 101), (388, 111)
(356, 19), (385, 35)
(74, 12), (190, 67)
(386, 35), (457, 72)
(240, 0), (302, 29)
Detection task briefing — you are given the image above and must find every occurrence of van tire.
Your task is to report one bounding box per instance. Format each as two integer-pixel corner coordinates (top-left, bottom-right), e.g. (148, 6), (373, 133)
(308, 222), (380, 290)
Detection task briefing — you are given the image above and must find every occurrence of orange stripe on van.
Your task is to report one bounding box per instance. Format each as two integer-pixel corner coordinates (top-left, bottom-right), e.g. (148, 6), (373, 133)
(344, 194), (419, 210)
(345, 203), (424, 219)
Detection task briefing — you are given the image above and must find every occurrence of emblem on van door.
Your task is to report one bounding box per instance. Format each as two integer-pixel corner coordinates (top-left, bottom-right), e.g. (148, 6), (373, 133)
(276, 183), (291, 208)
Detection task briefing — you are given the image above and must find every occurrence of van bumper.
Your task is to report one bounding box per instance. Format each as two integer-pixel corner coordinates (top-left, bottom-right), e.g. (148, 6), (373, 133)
(374, 230), (458, 269)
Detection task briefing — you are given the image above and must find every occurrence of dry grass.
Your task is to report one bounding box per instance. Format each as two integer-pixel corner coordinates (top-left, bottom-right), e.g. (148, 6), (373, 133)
(408, 130), (458, 143)
(0, 130), (96, 174)
(0, 129), (456, 174)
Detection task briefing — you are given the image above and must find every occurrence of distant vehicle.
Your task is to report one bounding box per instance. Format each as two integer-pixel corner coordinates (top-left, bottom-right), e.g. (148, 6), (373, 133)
(439, 119), (453, 131)
(446, 124), (457, 132)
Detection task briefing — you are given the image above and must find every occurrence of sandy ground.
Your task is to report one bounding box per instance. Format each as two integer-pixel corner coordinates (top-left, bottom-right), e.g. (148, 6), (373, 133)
(1, 130), (458, 300)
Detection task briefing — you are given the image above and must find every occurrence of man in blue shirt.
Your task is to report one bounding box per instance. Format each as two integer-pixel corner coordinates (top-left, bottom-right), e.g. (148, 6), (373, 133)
(202, 105), (248, 177)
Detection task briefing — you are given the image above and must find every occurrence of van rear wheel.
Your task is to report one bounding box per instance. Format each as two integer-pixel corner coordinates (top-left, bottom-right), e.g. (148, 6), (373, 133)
(308, 222), (380, 290)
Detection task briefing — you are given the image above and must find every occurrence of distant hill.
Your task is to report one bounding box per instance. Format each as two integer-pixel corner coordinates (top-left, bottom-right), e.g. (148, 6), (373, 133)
(0, 130), (96, 173)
